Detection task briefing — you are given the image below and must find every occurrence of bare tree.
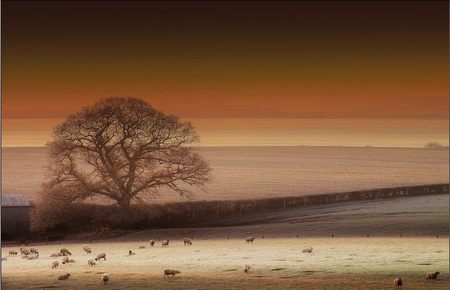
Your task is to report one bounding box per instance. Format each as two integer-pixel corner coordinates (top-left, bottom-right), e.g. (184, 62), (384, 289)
(43, 97), (210, 210)
(424, 142), (447, 149)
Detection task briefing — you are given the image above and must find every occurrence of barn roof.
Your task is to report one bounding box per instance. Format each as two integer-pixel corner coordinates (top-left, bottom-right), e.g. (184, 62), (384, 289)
(1, 195), (31, 207)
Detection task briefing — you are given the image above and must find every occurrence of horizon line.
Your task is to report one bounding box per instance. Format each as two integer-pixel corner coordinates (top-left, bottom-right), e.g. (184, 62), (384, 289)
(2, 116), (449, 120)
(2, 144), (449, 149)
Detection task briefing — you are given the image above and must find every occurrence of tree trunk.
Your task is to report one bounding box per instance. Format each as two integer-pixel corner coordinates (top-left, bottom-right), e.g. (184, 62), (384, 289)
(118, 197), (131, 210)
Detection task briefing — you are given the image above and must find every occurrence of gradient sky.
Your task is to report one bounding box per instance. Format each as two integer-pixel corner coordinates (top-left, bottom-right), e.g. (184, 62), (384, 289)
(3, 1), (448, 120)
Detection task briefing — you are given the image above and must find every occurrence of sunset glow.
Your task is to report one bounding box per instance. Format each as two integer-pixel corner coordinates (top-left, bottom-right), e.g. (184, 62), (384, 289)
(3, 1), (448, 134)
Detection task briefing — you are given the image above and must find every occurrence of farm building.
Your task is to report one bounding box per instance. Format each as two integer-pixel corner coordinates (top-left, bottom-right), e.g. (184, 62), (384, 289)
(1, 195), (31, 240)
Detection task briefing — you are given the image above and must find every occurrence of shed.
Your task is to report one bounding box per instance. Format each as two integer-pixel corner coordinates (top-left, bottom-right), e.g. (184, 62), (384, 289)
(1, 195), (31, 240)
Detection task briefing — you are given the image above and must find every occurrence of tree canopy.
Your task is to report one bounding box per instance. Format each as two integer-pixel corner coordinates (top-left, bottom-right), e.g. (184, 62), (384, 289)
(44, 97), (210, 209)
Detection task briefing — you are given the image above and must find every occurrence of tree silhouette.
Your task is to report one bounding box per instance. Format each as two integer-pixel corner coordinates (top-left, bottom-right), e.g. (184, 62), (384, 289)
(44, 97), (210, 209)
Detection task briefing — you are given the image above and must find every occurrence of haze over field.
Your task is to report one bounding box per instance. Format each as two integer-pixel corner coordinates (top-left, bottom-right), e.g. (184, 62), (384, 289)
(2, 118), (449, 148)
(2, 146), (448, 203)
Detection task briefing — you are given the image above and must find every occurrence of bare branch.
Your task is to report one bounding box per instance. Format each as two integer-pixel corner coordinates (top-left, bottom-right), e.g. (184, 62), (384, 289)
(44, 97), (211, 209)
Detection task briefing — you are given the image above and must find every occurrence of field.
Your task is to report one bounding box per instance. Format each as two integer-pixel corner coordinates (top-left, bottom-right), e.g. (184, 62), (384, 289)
(2, 146), (448, 202)
(2, 194), (448, 289)
(2, 146), (448, 289)
(2, 238), (448, 290)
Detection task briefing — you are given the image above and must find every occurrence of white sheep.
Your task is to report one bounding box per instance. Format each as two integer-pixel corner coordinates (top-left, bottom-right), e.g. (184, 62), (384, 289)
(162, 240), (169, 247)
(164, 269), (181, 278)
(394, 277), (403, 289)
(302, 247), (313, 253)
(82, 245), (92, 254)
(20, 248), (30, 255)
(426, 271), (440, 282)
(62, 256), (69, 264)
(88, 259), (96, 266)
(52, 260), (59, 269)
(60, 248), (72, 256)
(244, 264), (251, 273)
(95, 252), (106, 261)
(58, 273), (70, 280)
(102, 273), (110, 284)
(27, 253), (39, 260)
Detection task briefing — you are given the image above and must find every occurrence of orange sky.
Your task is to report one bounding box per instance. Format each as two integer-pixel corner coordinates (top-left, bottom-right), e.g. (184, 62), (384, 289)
(2, 1), (448, 120)
(2, 118), (448, 148)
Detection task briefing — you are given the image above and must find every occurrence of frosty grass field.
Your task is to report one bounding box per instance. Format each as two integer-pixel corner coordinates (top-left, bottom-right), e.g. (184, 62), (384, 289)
(2, 237), (448, 289)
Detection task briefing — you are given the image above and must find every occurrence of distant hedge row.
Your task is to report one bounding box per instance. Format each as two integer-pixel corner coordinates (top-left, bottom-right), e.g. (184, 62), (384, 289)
(139, 183), (449, 228)
(34, 183), (448, 235)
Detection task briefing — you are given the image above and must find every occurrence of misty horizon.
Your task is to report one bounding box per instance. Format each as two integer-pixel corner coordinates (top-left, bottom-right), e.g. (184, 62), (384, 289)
(3, 117), (448, 148)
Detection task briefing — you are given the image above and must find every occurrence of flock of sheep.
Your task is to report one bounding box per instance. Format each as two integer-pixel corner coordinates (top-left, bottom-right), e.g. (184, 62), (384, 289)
(7, 246), (110, 284)
(4, 237), (196, 284)
(3, 236), (444, 288)
(393, 271), (441, 289)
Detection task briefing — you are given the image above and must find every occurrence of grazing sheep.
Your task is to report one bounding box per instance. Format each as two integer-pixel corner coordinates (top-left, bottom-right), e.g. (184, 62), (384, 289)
(302, 247), (313, 253)
(50, 252), (61, 257)
(52, 260), (59, 269)
(20, 248), (30, 255)
(88, 259), (96, 267)
(164, 269), (181, 278)
(244, 264), (251, 273)
(58, 273), (70, 280)
(129, 250), (136, 255)
(95, 252), (106, 261)
(246, 237), (255, 244)
(394, 277), (403, 289)
(82, 245), (92, 254)
(60, 248), (72, 256)
(184, 238), (192, 245)
(102, 273), (110, 284)
(9, 250), (17, 256)
(62, 256), (70, 264)
(139, 245), (146, 249)
(27, 253), (39, 260)
(30, 248), (39, 254)
(425, 272), (440, 282)
(162, 240), (169, 247)
(149, 240), (155, 246)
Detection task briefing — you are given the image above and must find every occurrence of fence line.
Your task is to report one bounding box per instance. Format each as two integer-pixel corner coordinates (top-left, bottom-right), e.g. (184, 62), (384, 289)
(144, 183), (449, 228)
